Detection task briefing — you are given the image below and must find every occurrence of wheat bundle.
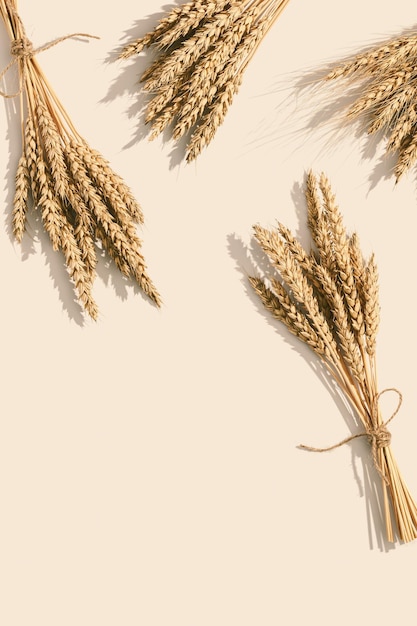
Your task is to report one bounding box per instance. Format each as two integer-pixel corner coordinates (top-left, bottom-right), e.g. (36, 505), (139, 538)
(316, 31), (417, 181)
(249, 171), (417, 543)
(0, 0), (161, 319)
(119, 0), (290, 162)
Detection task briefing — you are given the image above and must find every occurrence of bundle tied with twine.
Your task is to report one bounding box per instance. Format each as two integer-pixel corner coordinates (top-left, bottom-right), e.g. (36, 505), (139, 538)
(119, 0), (290, 162)
(0, 0), (161, 319)
(311, 30), (417, 181)
(249, 171), (417, 543)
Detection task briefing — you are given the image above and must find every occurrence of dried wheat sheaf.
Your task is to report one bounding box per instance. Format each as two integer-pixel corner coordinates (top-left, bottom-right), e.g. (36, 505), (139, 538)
(0, 0), (161, 319)
(119, 0), (290, 161)
(313, 31), (417, 181)
(249, 171), (417, 543)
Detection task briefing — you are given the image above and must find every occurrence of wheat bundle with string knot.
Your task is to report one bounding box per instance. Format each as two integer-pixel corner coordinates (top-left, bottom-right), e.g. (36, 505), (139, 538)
(119, 0), (290, 162)
(249, 171), (417, 544)
(0, 0), (161, 319)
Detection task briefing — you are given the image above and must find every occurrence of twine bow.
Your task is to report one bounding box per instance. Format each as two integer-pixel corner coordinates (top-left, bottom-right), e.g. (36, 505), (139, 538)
(0, 31), (99, 98)
(299, 388), (403, 484)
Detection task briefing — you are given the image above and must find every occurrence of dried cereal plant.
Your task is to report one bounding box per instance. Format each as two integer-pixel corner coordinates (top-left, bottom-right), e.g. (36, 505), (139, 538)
(0, 0), (161, 319)
(313, 31), (417, 181)
(249, 170), (417, 544)
(119, 0), (290, 162)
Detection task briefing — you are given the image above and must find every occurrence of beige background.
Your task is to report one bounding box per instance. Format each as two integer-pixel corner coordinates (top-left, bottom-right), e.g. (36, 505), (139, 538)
(1, 1), (417, 624)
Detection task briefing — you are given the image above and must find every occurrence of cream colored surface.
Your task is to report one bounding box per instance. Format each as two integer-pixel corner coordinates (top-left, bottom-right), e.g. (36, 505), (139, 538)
(1, 1), (417, 624)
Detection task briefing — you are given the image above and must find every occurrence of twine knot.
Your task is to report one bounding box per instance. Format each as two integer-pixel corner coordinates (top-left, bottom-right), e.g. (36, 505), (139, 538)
(299, 388), (402, 485)
(1, 31), (99, 99)
(10, 37), (33, 58)
(368, 423), (391, 449)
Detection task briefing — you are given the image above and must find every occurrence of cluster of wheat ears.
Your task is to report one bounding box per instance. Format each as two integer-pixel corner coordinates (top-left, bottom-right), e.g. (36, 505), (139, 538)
(0, 0), (161, 319)
(2, 0), (417, 542)
(120, 0), (290, 161)
(320, 31), (417, 180)
(250, 171), (417, 543)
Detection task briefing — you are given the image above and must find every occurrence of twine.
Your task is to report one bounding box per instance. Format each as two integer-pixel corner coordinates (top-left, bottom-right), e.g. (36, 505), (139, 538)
(299, 388), (403, 484)
(0, 32), (99, 98)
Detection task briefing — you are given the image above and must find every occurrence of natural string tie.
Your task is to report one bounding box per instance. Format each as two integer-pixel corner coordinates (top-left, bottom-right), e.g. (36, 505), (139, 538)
(0, 32), (99, 98)
(299, 388), (402, 485)
(10, 36), (33, 58)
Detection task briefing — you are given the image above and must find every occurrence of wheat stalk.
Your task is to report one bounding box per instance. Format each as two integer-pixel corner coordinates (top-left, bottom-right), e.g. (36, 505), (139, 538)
(249, 170), (417, 544)
(315, 31), (417, 181)
(0, 0), (161, 319)
(119, 0), (290, 162)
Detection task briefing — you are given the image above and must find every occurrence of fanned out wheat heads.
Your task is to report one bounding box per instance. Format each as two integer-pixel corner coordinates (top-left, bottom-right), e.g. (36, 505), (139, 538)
(119, 0), (290, 162)
(249, 171), (417, 544)
(316, 31), (417, 181)
(0, 0), (161, 319)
